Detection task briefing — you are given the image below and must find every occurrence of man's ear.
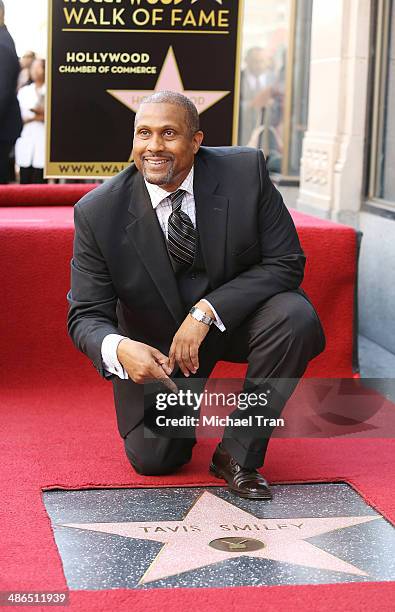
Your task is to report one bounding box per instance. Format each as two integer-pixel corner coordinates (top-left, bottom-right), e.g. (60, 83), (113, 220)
(192, 130), (204, 153)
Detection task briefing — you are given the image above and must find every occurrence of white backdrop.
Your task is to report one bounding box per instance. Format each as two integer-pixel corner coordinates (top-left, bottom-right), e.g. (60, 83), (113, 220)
(5, 0), (47, 58)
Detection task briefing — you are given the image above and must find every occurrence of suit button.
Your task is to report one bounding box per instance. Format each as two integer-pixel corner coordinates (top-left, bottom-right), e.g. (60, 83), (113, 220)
(190, 273), (197, 279)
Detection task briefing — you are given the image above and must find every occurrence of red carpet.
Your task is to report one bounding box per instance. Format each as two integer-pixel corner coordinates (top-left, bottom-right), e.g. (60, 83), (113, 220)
(1, 382), (394, 611)
(1, 198), (393, 610)
(0, 183), (96, 206)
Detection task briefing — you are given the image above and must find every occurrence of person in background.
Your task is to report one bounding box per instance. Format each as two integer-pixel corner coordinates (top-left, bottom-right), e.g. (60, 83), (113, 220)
(0, 0), (22, 184)
(238, 47), (276, 147)
(17, 50), (36, 90)
(15, 58), (46, 184)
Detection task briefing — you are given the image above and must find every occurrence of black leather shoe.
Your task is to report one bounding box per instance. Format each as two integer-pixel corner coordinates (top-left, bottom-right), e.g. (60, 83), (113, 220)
(209, 444), (272, 500)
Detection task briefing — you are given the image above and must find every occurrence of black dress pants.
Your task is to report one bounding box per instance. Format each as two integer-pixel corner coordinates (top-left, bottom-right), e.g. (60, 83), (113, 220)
(124, 289), (326, 475)
(19, 166), (46, 184)
(0, 142), (13, 184)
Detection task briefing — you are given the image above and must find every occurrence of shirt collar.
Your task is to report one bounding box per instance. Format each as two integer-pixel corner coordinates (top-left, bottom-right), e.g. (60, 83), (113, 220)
(144, 165), (194, 209)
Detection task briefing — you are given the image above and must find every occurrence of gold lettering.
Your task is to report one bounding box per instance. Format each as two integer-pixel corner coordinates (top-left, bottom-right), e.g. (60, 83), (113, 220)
(198, 10), (215, 27)
(63, 6), (125, 26)
(113, 8), (126, 24)
(218, 10), (229, 28)
(63, 1), (122, 3)
(145, 0), (183, 4)
(151, 8), (164, 25)
(63, 7), (84, 25)
(132, 8), (150, 25)
(182, 9), (197, 27)
(171, 8), (182, 25)
(84, 8), (101, 25)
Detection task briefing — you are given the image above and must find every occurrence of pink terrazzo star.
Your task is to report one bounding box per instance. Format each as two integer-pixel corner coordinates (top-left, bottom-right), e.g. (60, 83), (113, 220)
(60, 491), (380, 584)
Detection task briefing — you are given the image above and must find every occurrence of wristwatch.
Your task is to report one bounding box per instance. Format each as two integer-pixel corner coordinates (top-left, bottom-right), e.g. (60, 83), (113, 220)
(189, 306), (215, 326)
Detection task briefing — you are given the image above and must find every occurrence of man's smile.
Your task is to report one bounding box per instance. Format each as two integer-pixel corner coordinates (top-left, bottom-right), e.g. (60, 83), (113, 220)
(143, 157), (172, 169)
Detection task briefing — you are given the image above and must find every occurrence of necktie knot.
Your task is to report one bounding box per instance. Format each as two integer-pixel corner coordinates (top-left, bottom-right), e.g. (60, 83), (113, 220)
(169, 189), (185, 212)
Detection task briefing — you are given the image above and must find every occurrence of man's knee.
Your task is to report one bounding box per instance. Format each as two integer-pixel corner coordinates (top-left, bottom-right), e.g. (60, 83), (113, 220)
(251, 291), (325, 355)
(123, 437), (194, 476)
(275, 292), (326, 355)
(129, 455), (187, 476)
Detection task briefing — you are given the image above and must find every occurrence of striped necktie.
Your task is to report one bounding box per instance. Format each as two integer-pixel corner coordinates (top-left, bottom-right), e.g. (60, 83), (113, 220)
(167, 189), (196, 267)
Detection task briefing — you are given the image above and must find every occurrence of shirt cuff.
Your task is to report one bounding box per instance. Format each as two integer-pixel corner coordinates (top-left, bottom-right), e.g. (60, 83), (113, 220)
(201, 299), (226, 332)
(101, 334), (129, 379)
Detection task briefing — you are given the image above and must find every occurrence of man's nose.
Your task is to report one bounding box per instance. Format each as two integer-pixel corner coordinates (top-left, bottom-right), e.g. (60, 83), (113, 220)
(147, 133), (164, 153)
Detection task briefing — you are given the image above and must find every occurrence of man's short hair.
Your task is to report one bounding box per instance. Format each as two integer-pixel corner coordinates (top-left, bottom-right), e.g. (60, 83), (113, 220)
(135, 91), (200, 136)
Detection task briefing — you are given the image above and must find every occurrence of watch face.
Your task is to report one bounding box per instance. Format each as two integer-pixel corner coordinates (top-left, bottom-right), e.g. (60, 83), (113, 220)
(191, 309), (206, 323)
(190, 308), (212, 325)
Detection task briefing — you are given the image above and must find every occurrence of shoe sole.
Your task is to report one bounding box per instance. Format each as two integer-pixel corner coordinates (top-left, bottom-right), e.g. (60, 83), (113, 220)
(209, 463), (272, 500)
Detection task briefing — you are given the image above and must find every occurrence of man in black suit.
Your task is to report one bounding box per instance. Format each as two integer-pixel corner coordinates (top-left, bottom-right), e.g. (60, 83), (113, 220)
(68, 91), (325, 499)
(0, 0), (22, 184)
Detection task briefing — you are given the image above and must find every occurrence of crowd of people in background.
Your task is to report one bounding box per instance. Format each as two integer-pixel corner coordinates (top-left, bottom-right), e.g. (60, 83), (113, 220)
(0, 0), (46, 184)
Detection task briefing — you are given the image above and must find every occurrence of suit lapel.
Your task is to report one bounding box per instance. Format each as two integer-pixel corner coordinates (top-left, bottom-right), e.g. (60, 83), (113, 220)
(124, 173), (185, 325)
(194, 154), (229, 288)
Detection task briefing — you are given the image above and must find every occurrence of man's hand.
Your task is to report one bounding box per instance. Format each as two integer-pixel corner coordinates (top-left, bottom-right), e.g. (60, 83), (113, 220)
(117, 338), (177, 392)
(169, 301), (213, 377)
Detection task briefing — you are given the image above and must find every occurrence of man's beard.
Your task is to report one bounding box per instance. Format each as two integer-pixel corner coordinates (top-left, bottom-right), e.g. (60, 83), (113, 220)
(141, 157), (175, 187)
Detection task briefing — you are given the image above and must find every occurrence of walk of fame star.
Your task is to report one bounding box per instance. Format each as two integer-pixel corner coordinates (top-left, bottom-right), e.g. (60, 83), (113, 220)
(107, 46), (230, 159)
(59, 490), (381, 585)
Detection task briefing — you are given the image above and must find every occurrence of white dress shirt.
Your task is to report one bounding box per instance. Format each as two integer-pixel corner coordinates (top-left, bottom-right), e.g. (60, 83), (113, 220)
(101, 165), (225, 380)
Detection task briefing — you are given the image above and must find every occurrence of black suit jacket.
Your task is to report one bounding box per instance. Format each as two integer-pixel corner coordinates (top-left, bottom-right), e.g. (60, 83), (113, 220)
(67, 146), (306, 437)
(0, 25), (22, 143)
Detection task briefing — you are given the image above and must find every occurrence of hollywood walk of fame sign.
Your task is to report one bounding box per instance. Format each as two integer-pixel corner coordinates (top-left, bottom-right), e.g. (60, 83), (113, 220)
(58, 490), (381, 585)
(46, 0), (243, 178)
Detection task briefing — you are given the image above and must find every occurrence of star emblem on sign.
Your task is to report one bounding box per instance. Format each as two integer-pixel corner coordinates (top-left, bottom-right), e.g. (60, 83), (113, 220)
(107, 46), (230, 159)
(59, 491), (380, 584)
